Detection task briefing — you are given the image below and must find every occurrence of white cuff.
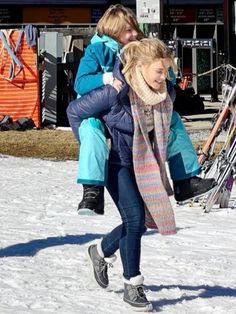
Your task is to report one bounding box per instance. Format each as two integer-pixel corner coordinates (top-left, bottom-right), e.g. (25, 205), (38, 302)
(102, 72), (114, 85)
(96, 239), (104, 258)
(97, 240), (117, 263)
(123, 274), (144, 285)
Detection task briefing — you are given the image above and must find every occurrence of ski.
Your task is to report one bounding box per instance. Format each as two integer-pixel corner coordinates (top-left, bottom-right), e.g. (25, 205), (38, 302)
(204, 133), (236, 212)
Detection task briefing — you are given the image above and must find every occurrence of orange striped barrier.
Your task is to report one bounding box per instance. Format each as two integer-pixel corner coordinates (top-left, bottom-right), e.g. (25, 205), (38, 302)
(0, 29), (40, 128)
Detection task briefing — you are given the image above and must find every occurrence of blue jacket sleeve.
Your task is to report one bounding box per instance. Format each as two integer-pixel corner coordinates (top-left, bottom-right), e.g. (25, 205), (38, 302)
(67, 85), (117, 141)
(74, 45), (104, 95)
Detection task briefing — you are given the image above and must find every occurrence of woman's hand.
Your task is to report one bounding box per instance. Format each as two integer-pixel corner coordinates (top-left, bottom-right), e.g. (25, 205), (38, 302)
(113, 78), (123, 93)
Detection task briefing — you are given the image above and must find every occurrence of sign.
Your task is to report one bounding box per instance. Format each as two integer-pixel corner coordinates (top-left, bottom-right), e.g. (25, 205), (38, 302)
(182, 39), (213, 48)
(169, 8), (196, 23)
(136, 0), (160, 24)
(23, 7), (91, 24)
(91, 8), (104, 23)
(197, 8), (216, 23)
(0, 7), (22, 23)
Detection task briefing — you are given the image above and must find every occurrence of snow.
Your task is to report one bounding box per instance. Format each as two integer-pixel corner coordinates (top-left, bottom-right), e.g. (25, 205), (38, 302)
(1, 155), (236, 314)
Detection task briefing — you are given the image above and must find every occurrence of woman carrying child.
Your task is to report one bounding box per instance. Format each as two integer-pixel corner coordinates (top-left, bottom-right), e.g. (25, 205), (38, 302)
(67, 38), (176, 312)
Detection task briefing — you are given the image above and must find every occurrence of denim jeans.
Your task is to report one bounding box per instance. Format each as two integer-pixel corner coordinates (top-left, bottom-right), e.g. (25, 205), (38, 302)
(101, 164), (147, 280)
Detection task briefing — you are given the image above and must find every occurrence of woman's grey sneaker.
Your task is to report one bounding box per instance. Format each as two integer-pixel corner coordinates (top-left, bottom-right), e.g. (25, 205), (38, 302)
(123, 275), (153, 312)
(78, 185), (104, 215)
(87, 244), (116, 288)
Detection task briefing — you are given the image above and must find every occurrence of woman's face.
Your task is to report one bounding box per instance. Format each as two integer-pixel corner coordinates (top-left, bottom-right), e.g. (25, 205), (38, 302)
(139, 59), (169, 91)
(119, 23), (138, 46)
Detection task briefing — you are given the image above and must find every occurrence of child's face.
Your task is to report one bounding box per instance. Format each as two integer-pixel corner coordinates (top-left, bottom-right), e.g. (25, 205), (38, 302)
(119, 23), (138, 46)
(139, 59), (170, 91)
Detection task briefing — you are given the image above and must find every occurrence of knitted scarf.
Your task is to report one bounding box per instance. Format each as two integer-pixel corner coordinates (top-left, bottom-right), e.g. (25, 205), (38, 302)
(128, 67), (176, 235)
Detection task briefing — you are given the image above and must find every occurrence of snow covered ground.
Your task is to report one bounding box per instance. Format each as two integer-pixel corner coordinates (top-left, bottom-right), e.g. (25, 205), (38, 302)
(1, 155), (236, 314)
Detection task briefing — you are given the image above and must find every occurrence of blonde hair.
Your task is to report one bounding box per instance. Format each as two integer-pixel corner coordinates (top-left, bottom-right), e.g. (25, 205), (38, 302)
(122, 38), (175, 87)
(96, 4), (144, 43)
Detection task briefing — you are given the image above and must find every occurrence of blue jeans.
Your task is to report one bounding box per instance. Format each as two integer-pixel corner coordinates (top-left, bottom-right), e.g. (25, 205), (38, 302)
(101, 164), (147, 280)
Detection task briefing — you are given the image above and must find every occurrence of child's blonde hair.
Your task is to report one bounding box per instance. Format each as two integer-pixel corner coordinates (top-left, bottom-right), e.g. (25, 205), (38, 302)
(96, 4), (144, 43)
(122, 38), (175, 86)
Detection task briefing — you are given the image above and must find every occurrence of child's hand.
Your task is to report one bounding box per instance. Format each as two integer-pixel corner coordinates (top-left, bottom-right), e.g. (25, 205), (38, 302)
(113, 78), (123, 93)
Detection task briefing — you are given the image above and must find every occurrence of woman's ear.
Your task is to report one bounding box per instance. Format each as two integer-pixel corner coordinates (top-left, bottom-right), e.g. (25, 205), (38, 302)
(136, 60), (143, 68)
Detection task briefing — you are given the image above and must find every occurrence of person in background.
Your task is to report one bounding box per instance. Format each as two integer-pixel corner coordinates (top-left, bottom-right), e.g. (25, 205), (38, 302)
(67, 37), (177, 312)
(73, 4), (215, 216)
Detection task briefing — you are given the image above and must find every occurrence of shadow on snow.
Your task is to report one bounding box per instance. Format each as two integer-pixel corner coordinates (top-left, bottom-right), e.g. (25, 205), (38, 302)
(0, 228), (184, 258)
(147, 284), (236, 310)
(0, 233), (104, 257)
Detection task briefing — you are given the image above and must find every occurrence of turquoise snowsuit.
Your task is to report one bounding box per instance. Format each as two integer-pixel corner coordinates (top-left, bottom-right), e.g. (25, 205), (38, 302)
(73, 34), (200, 185)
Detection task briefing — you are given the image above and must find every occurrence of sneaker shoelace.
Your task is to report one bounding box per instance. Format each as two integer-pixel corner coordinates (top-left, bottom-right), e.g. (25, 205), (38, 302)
(98, 258), (114, 274)
(135, 286), (148, 300)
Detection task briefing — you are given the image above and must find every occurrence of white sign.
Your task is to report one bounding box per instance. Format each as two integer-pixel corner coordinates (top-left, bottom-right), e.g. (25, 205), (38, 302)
(136, 0), (160, 24)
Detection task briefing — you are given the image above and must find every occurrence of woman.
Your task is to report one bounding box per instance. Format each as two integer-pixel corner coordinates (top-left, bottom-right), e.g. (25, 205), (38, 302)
(67, 38), (176, 312)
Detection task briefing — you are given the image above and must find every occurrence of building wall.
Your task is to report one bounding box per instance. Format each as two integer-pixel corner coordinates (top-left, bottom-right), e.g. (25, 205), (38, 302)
(1, 0), (235, 126)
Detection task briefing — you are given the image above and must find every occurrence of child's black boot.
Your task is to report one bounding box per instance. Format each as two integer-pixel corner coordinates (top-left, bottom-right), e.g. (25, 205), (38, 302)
(173, 176), (216, 202)
(78, 184), (104, 215)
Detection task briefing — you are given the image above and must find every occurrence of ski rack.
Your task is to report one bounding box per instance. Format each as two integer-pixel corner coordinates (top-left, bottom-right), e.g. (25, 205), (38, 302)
(200, 67), (236, 212)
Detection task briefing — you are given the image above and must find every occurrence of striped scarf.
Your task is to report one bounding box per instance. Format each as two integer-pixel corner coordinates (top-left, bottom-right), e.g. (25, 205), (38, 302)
(128, 68), (176, 235)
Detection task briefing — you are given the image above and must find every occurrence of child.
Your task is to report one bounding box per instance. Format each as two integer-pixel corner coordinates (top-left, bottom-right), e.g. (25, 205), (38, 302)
(73, 4), (215, 216)
(74, 4), (144, 215)
(67, 37), (177, 312)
